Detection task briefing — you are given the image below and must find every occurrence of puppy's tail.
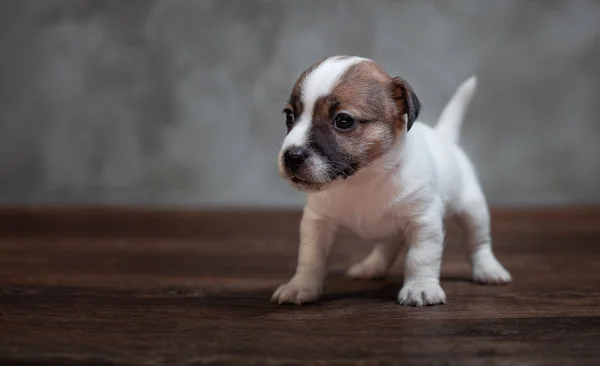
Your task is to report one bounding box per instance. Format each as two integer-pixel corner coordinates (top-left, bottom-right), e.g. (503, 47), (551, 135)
(434, 75), (477, 144)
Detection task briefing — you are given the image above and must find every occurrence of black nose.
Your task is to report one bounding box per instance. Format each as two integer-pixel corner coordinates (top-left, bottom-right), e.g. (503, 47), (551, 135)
(283, 147), (309, 172)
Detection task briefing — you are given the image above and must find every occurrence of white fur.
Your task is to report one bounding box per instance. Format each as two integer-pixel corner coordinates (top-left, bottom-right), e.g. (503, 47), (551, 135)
(435, 76), (478, 144)
(272, 59), (512, 306)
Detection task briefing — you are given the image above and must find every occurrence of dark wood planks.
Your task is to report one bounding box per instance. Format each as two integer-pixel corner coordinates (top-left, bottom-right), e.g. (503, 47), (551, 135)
(1, 207), (600, 365)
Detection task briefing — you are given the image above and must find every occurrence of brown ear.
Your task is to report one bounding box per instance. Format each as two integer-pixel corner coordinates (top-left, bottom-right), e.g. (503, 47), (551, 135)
(392, 77), (421, 131)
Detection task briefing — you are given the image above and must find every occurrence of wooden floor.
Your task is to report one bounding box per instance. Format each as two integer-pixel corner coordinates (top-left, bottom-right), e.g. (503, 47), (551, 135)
(1, 207), (599, 366)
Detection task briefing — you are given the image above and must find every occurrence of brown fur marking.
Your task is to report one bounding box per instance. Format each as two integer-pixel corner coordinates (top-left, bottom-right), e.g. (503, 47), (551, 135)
(322, 60), (403, 163)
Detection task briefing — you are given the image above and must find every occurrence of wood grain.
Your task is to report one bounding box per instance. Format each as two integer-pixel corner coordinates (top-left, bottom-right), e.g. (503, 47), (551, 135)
(1, 207), (599, 365)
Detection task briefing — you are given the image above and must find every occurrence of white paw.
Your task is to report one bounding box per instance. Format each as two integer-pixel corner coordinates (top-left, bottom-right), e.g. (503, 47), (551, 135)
(271, 279), (321, 305)
(397, 282), (446, 306)
(472, 255), (512, 285)
(346, 260), (387, 280)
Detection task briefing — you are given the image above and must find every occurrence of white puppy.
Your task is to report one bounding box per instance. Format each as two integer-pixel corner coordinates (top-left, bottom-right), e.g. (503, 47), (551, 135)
(272, 56), (511, 306)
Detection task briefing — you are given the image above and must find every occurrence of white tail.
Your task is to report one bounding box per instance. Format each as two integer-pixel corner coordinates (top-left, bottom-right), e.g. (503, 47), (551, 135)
(435, 76), (478, 144)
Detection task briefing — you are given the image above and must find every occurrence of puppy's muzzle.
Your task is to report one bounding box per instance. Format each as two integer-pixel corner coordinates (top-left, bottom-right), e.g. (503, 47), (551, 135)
(283, 146), (309, 174)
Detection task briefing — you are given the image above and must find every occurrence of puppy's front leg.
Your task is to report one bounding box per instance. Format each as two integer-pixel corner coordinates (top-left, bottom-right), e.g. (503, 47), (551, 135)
(398, 215), (447, 306)
(271, 209), (337, 305)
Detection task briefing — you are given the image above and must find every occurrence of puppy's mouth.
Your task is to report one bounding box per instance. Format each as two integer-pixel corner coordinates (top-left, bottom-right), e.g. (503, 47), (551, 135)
(288, 168), (356, 192)
(290, 176), (312, 184)
(288, 175), (324, 191)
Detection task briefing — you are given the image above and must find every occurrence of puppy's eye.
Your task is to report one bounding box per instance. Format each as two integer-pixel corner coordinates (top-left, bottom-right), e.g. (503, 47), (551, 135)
(333, 113), (355, 131)
(283, 109), (295, 128)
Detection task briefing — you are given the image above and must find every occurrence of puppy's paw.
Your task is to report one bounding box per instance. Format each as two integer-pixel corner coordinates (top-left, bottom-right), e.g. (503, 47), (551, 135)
(472, 255), (512, 285)
(346, 259), (387, 280)
(397, 282), (446, 306)
(271, 279), (321, 305)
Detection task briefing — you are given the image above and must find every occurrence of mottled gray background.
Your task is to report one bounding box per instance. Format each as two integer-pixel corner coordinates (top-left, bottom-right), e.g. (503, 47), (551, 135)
(1, 0), (599, 207)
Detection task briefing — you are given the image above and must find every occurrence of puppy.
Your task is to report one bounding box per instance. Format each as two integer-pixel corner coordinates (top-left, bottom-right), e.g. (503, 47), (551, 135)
(272, 56), (511, 306)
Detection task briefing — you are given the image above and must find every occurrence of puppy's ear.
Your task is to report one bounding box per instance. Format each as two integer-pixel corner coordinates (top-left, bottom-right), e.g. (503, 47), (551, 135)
(391, 77), (421, 131)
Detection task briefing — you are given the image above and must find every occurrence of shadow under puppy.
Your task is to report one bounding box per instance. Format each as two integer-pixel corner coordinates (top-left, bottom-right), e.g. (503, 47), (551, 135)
(273, 56), (511, 306)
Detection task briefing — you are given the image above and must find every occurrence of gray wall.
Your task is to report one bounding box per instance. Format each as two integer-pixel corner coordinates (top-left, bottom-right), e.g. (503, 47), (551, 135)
(1, 0), (599, 207)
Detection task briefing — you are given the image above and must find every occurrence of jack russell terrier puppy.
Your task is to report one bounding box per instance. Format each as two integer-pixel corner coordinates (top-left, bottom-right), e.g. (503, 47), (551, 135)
(272, 56), (512, 306)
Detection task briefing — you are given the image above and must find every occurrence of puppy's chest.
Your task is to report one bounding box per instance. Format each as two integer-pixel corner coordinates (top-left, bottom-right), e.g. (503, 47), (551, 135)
(320, 186), (404, 240)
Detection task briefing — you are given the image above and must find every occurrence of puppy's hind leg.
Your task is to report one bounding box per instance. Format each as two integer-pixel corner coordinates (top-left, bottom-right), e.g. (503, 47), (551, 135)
(455, 182), (512, 285)
(346, 236), (403, 280)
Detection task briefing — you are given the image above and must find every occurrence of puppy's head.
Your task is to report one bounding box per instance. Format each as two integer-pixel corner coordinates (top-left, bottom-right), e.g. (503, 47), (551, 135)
(277, 56), (420, 191)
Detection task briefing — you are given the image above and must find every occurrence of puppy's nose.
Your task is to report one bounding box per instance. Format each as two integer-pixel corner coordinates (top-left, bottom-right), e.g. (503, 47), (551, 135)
(283, 147), (308, 172)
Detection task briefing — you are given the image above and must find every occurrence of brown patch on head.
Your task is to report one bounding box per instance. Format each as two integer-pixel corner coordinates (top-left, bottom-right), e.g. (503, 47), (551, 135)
(309, 60), (411, 167)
